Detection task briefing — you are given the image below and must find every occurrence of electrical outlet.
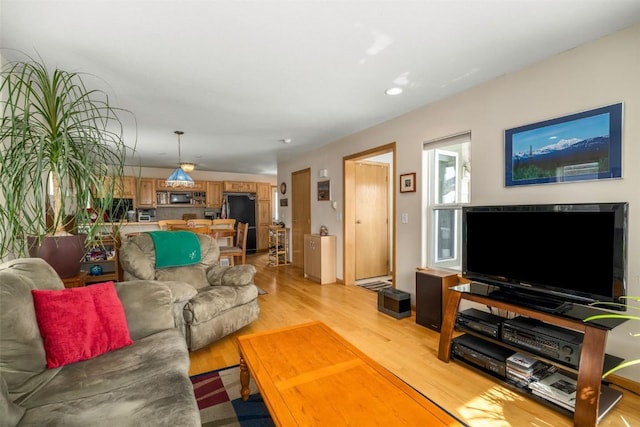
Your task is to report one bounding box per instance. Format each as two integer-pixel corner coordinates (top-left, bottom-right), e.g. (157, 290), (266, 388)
(401, 213), (409, 224)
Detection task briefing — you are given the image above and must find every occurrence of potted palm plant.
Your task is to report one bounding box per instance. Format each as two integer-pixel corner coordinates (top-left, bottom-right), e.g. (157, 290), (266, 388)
(0, 54), (133, 277)
(584, 296), (640, 377)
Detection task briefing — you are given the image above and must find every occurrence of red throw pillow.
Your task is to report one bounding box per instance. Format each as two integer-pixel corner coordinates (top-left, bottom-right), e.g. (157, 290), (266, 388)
(32, 281), (133, 368)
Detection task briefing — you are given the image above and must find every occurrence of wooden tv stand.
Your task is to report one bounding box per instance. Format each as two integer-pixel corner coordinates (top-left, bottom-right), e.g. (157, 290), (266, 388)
(438, 282), (625, 427)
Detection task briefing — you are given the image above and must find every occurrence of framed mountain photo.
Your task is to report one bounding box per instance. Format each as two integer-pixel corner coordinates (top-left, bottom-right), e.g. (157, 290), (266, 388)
(505, 103), (622, 187)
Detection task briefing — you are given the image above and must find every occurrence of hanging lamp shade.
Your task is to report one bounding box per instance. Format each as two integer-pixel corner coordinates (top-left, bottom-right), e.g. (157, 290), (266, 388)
(166, 130), (195, 188)
(165, 167), (194, 188)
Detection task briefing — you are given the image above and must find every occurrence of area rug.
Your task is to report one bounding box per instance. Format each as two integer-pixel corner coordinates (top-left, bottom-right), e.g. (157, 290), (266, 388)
(191, 365), (274, 426)
(357, 281), (392, 292)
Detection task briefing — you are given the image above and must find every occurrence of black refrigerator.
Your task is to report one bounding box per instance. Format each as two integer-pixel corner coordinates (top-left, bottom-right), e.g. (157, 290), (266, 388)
(224, 193), (257, 254)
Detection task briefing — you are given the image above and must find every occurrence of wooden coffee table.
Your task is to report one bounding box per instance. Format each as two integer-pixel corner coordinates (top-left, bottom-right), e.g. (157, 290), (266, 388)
(237, 321), (462, 426)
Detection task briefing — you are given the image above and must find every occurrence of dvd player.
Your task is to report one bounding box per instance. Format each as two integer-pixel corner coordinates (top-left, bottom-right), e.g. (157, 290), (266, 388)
(452, 334), (515, 378)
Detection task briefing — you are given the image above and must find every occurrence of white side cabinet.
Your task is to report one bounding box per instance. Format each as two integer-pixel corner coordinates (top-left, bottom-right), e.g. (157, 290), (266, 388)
(303, 234), (336, 284)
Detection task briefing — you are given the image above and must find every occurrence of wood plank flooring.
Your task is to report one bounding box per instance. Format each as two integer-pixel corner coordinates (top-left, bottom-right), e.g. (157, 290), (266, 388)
(189, 253), (640, 427)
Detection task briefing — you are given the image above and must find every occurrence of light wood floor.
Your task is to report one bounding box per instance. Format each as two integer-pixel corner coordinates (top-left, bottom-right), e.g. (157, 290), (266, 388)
(189, 253), (640, 427)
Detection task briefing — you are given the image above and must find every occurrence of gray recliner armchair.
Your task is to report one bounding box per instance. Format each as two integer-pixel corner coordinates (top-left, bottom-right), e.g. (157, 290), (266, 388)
(119, 232), (260, 350)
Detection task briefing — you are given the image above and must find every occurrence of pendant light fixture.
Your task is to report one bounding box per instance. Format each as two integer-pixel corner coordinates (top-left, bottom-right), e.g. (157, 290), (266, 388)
(180, 161), (195, 173)
(165, 130), (195, 188)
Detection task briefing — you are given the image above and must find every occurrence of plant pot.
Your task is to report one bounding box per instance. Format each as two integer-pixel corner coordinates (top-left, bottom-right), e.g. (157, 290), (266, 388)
(27, 234), (87, 278)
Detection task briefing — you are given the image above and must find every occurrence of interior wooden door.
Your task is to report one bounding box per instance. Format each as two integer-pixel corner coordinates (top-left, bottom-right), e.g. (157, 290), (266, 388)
(291, 169), (311, 268)
(355, 161), (389, 280)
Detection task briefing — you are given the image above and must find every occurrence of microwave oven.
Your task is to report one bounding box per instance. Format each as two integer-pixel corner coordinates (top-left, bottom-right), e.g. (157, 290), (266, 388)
(170, 192), (191, 204)
(138, 209), (156, 222)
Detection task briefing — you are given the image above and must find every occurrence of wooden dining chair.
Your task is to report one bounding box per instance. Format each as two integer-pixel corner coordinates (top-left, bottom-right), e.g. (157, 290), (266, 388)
(219, 222), (248, 266)
(166, 222), (210, 235)
(158, 219), (187, 230)
(212, 218), (236, 246)
(185, 225), (210, 235)
(187, 219), (213, 227)
(183, 219), (212, 235)
(187, 218), (211, 234)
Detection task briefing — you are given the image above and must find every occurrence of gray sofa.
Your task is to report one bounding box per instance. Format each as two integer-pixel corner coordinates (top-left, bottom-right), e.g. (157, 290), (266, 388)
(0, 258), (200, 427)
(119, 232), (260, 350)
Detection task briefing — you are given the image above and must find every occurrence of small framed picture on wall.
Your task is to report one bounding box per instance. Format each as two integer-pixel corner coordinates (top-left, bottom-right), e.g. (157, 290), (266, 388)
(317, 180), (331, 201)
(400, 172), (416, 193)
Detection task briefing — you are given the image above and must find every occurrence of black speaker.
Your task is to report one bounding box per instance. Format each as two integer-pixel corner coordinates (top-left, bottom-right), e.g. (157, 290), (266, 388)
(378, 289), (411, 319)
(415, 270), (458, 332)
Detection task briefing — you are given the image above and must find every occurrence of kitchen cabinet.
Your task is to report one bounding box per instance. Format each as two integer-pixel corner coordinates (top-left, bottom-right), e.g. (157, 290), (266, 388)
(156, 179), (205, 191)
(223, 181), (256, 193)
(206, 181), (222, 208)
(303, 234), (336, 284)
(155, 179), (171, 192)
(97, 175), (135, 198)
(257, 225), (269, 252)
(118, 176), (136, 198)
(256, 182), (271, 200)
(137, 178), (156, 207)
(257, 199), (272, 251)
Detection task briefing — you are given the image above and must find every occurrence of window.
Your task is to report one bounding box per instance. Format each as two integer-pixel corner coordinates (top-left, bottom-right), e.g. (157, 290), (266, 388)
(423, 132), (471, 270)
(272, 186), (279, 221)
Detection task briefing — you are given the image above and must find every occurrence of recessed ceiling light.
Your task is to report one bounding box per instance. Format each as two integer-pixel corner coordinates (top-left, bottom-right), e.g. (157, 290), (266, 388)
(385, 87), (403, 96)
(282, 138), (292, 144)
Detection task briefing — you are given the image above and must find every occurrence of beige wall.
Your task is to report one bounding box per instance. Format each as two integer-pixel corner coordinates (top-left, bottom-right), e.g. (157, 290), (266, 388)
(278, 24), (640, 381)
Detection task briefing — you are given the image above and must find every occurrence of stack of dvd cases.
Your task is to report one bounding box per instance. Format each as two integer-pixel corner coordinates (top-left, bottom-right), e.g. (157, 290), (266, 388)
(506, 352), (550, 387)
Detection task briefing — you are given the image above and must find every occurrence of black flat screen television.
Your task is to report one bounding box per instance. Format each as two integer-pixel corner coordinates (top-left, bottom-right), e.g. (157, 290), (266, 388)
(462, 202), (628, 311)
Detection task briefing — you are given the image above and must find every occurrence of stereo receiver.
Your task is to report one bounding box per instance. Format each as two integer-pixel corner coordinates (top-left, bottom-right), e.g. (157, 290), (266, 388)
(502, 316), (583, 367)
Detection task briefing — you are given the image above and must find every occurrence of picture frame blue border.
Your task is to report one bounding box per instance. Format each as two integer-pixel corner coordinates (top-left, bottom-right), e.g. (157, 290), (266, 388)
(505, 103), (623, 187)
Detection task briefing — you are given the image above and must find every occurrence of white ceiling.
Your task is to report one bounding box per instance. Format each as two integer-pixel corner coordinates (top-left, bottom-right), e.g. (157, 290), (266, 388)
(2, 1), (639, 175)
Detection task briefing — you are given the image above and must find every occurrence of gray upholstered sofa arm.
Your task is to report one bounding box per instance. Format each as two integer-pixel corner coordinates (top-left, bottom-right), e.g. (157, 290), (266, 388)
(206, 264), (256, 287)
(114, 281), (176, 341)
(157, 281), (199, 336)
(160, 280), (199, 304)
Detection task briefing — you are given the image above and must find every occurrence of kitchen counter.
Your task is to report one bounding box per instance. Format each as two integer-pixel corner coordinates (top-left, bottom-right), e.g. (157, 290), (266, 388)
(103, 222), (159, 225)
(99, 222), (160, 239)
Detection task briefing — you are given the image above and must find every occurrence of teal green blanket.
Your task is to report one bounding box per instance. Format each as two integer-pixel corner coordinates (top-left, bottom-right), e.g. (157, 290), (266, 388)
(147, 231), (202, 269)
